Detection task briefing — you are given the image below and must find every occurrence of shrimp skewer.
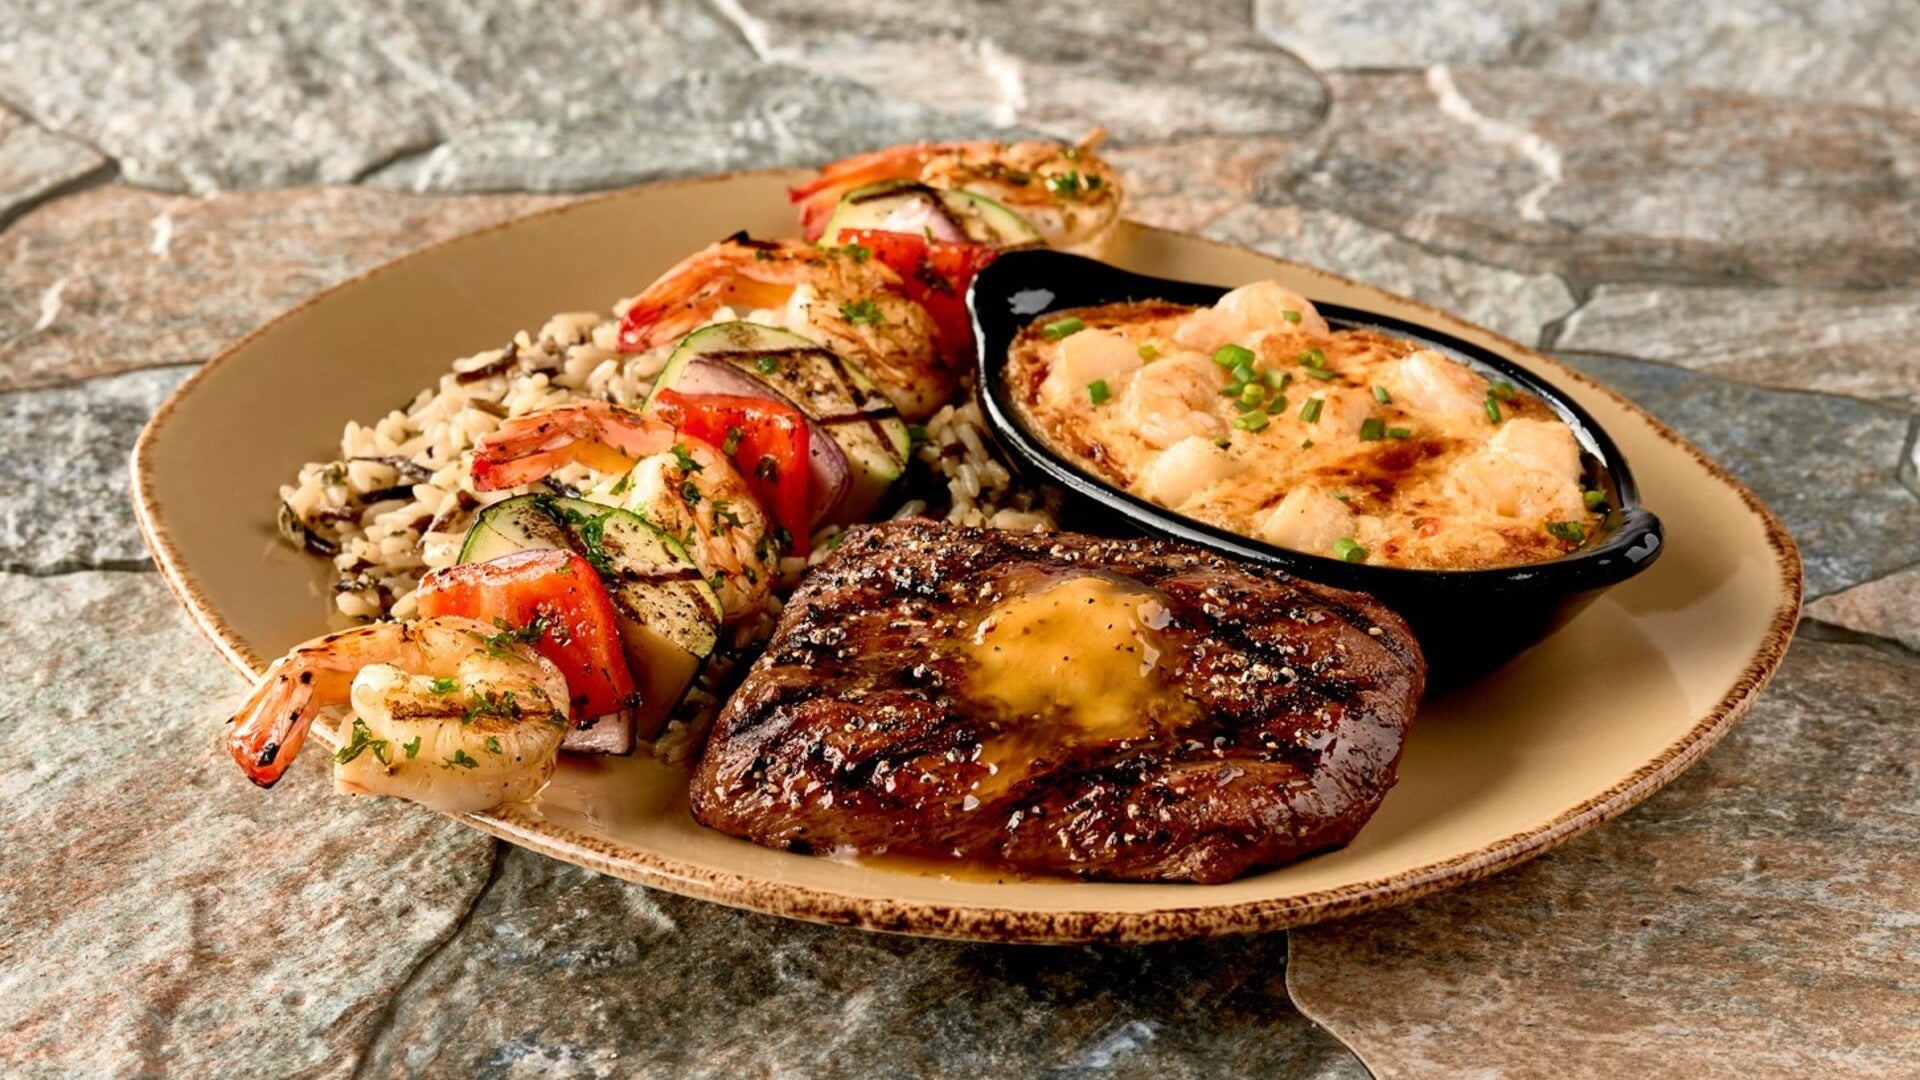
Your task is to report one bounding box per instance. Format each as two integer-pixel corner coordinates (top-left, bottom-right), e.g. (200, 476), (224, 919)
(615, 234), (948, 421)
(791, 132), (1124, 257)
(227, 616), (571, 813)
(470, 401), (777, 621)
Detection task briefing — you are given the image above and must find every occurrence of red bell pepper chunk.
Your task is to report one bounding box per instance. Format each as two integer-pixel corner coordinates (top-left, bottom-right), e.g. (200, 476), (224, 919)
(839, 228), (998, 366)
(650, 388), (813, 557)
(414, 549), (638, 723)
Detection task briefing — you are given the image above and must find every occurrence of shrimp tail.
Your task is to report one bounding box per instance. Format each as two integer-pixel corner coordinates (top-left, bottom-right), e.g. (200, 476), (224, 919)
(227, 665), (317, 788)
(788, 144), (943, 240)
(471, 402), (673, 491)
(616, 252), (731, 354)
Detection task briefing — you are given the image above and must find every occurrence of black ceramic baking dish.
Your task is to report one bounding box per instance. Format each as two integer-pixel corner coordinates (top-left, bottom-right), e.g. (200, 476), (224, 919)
(968, 248), (1664, 690)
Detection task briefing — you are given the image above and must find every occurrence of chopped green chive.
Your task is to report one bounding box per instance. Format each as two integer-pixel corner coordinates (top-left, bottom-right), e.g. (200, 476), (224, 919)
(1299, 347), (1327, 369)
(1305, 367), (1338, 381)
(1484, 394), (1503, 423)
(1299, 397), (1324, 424)
(429, 676), (457, 695)
(1213, 436), (1231, 449)
(755, 355), (779, 374)
(1547, 521), (1588, 544)
(1281, 310), (1303, 324)
(1041, 316), (1085, 341)
(1238, 383), (1265, 407)
(1332, 537), (1367, 563)
(1373, 385), (1391, 404)
(1261, 369), (1290, 391)
(1332, 492), (1351, 502)
(1233, 411), (1270, 432)
(1583, 489), (1607, 511)
(1266, 394), (1289, 415)
(1359, 417), (1386, 441)
(1491, 380), (1517, 401)
(1137, 343), (1160, 361)
(1230, 362), (1257, 386)
(1213, 343), (1256, 369)
(1387, 426), (1413, 439)
(1086, 379), (1112, 404)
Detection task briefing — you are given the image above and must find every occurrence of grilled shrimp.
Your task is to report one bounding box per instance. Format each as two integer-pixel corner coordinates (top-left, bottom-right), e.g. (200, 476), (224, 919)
(226, 616), (570, 813)
(615, 235), (947, 420)
(791, 132), (1123, 257)
(470, 401), (774, 620)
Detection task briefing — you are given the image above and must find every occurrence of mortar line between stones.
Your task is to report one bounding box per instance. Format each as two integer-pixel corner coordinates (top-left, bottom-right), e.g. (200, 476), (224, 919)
(0, 157), (119, 237)
(1796, 617), (1920, 666)
(348, 137), (448, 186)
(1, 560), (156, 578)
(349, 838), (508, 1079)
(0, 360), (205, 399)
(1281, 933), (1381, 1080)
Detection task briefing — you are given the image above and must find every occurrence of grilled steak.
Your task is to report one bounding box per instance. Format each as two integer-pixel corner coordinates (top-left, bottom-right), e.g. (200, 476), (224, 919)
(690, 520), (1425, 883)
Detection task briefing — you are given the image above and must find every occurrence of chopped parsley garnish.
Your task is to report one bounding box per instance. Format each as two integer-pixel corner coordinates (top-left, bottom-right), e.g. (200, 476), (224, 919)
(402, 736), (421, 760)
(840, 299), (883, 326)
(1137, 343), (1160, 361)
(1281, 310), (1303, 325)
(838, 243), (872, 263)
(1087, 379), (1112, 405)
(1040, 316), (1085, 341)
(755, 355), (780, 374)
(670, 442), (703, 474)
(1046, 169), (1098, 198)
(429, 676), (457, 695)
(445, 749), (479, 770)
(680, 477), (703, 507)
(1299, 397), (1324, 424)
(485, 736), (503, 755)
(608, 471), (633, 496)
(333, 717), (390, 766)
(1583, 489), (1607, 511)
(462, 689), (524, 724)
(477, 615), (547, 658)
(1359, 417), (1386, 441)
(1547, 520), (1588, 544)
(722, 425), (745, 456)
(712, 500), (744, 529)
(906, 423), (929, 445)
(1373, 385), (1391, 404)
(535, 496), (616, 575)
(1332, 537), (1367, 562)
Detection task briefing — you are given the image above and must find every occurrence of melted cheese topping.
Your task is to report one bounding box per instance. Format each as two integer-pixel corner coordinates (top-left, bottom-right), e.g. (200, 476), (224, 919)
(1008, 283), (1605, 569)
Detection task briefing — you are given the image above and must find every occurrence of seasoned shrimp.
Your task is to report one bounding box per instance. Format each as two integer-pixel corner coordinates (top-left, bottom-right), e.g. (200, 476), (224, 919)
(470, 402), (775, 621)
(791, 132), (1123, 257)
(1122, 354), (1229, 449)
(615, 235), (946, 421)
(1389, 349), (1487, 418)
(1135, 434), (1241, 508)
(227, 616), (570, 814)
(1173, 281), (1329, 354)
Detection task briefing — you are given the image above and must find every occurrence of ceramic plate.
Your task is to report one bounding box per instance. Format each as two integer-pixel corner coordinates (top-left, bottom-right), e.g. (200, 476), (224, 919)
(132, 170), (1801, 944)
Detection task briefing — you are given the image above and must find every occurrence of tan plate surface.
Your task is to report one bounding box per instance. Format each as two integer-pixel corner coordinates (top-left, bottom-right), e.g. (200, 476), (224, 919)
(132, 170), (1801, 944)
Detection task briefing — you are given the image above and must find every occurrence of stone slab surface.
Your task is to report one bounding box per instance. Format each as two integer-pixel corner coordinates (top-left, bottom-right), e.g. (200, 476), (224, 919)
(0, 365), (190, 573)
(1255, 0), (1920, 109)
(1557, 284), (1920, 405)
(0, 185), (564, 391)
(0, 104), (106, 226)
(1554, 352), (1920, 598)
(1288, 638), (1920, 1078)
(1805, 568), (1920, 655)
(1257, 68), (1920, 289)
(354, 846), (1366, 1080)
(0, 571), (500, 1079)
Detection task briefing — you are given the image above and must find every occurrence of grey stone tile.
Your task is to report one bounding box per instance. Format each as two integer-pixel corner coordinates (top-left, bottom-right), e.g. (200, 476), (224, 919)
(1290, 638), (1920, 1077)
(1557, 284), (1920, 406)
(1553, 352), (1920, 598)
(368, 64), (995, 194)
(0, 366), (191, 573)
(1255, 0), (1920, 109)
(717, 0), (1327, 144)
(0, 184), (566, 391)
(0, 0), (749, 191)
(1805, 567), (1920, 654)
(0, 570), (499, 1077)
(1256, 69), (1920, 288)
(0, 103), (106, 225)
(352, 845), (1367, 1080)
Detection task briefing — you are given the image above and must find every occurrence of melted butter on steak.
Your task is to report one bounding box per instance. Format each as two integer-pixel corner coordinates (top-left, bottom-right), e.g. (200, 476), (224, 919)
(689, 520), (1426, 884)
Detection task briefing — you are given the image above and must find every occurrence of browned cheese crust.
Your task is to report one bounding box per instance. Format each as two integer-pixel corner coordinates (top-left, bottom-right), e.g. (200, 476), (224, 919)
(690, 520), (1426, 883)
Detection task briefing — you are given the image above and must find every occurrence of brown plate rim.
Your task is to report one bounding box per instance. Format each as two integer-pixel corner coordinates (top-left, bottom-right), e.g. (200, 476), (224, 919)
(129, 170), (1804, 944)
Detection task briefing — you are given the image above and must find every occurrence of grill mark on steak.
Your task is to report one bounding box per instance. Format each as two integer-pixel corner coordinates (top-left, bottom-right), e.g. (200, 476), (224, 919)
(690, 520), (1426, 883)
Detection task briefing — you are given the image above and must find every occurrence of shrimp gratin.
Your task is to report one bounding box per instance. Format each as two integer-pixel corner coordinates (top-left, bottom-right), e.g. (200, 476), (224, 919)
(1004, 282), (1606, 570)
